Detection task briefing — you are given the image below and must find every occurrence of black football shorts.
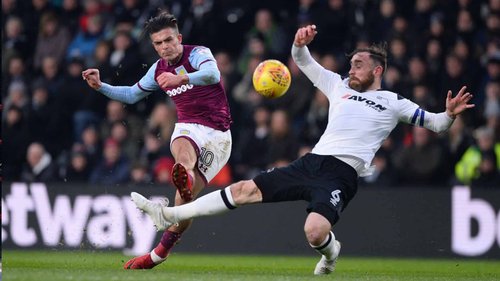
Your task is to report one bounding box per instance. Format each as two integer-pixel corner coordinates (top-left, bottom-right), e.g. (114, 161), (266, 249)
(253, 153), (358, 225)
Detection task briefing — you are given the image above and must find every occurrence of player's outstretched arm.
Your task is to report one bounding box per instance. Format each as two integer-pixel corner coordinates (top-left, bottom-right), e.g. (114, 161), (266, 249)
(405, 85), (475, 133)
(82, 68), (151, 104)
(294, 25), (318, 47)
(292, 24), (340, 93)
(445, 86), (475, 119)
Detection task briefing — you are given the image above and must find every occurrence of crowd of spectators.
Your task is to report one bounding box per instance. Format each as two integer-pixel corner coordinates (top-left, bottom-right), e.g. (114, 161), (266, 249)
(2, 0), (500, 188)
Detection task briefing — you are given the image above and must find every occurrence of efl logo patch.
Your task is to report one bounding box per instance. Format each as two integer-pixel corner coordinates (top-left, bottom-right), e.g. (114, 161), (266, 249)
(376, 96), (389, 105)
(175, 66), (187, 75)
(180, 129), (190, 135)
(194, 47), (211, 55)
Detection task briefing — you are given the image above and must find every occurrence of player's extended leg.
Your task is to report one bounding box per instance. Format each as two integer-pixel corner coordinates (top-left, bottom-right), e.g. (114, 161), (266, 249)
(127, 123), (232, 269)
(124, 138), (203, 269)
(131, 179), (263, 229)
(151, 136), (205, 263)
(124, 175), (205, 269)
(304, 212), (341, 275)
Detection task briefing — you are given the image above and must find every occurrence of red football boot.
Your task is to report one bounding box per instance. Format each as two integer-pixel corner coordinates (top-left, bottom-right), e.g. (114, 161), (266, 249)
(171, 163), (194, 202)
(123, 253), (156, 269)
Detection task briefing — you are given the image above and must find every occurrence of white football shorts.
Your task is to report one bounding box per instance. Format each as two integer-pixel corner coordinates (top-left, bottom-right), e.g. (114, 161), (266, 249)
(170, 123), (232, 184)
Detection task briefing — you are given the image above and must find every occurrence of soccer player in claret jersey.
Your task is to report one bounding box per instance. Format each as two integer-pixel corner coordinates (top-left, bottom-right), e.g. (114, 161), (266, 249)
(82, 12), (232, 269)
(131, 25), (474, 275)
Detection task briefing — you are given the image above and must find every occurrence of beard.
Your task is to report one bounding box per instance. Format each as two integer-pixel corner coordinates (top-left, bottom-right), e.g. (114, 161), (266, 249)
(349, 72), (375, 92)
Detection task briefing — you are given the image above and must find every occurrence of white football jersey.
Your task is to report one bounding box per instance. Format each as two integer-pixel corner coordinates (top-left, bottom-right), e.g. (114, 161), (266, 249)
(292, 45), (453, 176)
(311, 70), (417, 162)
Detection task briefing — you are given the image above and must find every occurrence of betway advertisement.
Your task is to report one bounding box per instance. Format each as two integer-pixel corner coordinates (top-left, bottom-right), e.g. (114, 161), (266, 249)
(1, 183), (165, 256)
(2, 183), (500, 258)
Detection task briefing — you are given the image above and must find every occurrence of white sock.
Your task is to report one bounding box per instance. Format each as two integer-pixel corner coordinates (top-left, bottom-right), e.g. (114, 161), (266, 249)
(163, 187), (236, 222)
(150, 249), (167, 263)
(310, 231), (339, 261)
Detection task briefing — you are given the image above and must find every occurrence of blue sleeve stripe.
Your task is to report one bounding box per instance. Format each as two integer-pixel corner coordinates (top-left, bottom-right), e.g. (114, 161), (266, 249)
(411, 108), (420, 125)
(419, 110), (425, 127)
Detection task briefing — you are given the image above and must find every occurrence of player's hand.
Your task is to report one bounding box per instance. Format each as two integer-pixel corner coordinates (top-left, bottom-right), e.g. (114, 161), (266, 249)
(157, 72), (188, 89)
(445, 86), (475, 119)
(82, 68), (102, 90)
(294, 25), (317, 47)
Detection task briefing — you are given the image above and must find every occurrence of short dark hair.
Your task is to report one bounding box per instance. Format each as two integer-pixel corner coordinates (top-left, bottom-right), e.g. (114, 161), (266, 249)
(143, 11), (178, 37)
(348, 42), (388, 73)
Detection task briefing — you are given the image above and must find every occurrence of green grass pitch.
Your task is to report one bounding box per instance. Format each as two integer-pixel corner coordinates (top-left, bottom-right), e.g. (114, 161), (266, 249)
(3, 250), (500, 281)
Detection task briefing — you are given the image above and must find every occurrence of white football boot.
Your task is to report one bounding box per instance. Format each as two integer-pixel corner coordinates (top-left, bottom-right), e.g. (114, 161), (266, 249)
(131, 192), (172, 231)
(314, 240), (341, 275)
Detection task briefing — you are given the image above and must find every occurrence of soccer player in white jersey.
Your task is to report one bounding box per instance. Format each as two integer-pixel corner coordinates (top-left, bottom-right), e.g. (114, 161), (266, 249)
(82, 12), (232, 269)
(130, 25), (474, 274)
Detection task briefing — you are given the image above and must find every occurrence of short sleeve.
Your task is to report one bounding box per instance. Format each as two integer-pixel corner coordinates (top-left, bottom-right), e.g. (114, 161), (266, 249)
(189, 46), (216, 70)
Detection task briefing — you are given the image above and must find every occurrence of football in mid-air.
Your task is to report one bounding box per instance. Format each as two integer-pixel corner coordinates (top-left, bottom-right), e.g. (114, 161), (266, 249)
(252, 59), (291, 98)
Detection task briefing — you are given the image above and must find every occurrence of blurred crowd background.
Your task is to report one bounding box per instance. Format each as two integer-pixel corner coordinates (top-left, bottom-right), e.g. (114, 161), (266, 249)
(2, 0), (500, 188)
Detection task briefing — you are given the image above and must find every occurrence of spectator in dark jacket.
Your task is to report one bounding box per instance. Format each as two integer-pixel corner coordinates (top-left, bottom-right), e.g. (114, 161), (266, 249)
(393, 126), (450, 186)
(20, 142), (59, 182)
(89, 137), (130, 185)
(63, 148), (91, 182)
(3, 106), (31, 180)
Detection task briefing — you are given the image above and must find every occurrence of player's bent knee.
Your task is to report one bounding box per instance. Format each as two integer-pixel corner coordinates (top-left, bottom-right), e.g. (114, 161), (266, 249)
(304, 214), (331, 246)
(304, 225), (330, 246)
(230, 180), (262, 205)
